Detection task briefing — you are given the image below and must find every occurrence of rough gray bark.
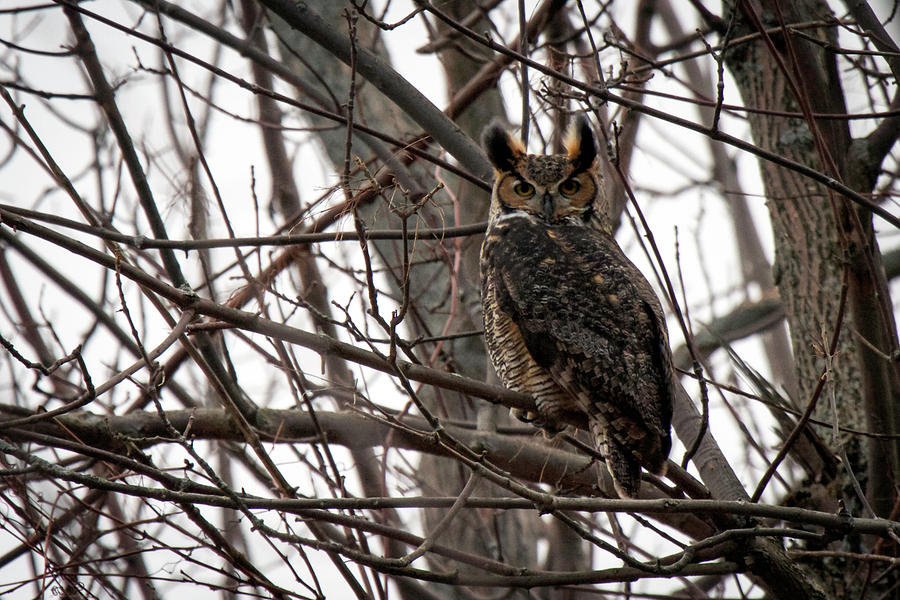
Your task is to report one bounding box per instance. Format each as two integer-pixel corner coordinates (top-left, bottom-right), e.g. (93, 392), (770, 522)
(717, 0), (900, 595)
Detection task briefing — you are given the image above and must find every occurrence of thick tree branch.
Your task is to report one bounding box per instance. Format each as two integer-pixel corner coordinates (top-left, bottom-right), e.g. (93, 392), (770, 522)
(257, 0), (492, 181)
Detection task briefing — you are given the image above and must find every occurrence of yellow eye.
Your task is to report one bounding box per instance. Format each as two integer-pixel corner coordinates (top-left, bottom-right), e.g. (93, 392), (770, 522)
(559, 178), (581, 195)
(512, 180), (535, 197)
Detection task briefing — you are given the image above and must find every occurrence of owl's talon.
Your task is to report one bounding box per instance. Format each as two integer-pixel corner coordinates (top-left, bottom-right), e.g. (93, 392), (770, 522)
(509, 408), (567, 438)
(510, 407), (539, 423)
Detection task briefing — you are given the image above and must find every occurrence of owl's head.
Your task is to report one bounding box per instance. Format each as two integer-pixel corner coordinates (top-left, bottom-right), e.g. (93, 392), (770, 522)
(482, 117), (602, 225)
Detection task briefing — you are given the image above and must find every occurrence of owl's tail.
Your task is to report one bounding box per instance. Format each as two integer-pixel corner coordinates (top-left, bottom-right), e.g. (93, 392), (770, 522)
(594, 422), (670, 498)
(593, 423), (639, 498)
(605, 438), (642, 499)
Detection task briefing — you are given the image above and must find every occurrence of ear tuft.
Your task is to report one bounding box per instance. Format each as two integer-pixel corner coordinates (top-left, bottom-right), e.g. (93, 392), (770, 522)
(482, 120), (525, 172)
(564, 115), (598, 172)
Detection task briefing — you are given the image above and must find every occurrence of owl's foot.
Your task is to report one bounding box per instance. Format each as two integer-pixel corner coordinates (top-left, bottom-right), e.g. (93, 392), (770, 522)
(510, 408), (567, 438)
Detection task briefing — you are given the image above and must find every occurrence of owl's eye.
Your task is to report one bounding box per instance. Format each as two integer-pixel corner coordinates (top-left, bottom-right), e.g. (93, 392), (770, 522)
(559, 178), (581, 195)
(512, 180), (535, 197)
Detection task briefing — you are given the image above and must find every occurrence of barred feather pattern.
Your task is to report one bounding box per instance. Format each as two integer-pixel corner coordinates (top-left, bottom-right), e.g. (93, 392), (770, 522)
(480, 118), (674, 497)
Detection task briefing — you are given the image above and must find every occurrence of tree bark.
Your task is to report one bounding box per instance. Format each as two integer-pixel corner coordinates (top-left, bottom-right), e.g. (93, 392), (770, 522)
(719, 0), (900, 595)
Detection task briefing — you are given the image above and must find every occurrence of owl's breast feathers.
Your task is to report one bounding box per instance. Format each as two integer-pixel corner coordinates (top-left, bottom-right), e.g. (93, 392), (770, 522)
(481, 214), (674, 477)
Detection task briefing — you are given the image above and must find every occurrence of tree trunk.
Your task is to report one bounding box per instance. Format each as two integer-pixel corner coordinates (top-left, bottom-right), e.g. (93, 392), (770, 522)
(721, 0), (900, 595)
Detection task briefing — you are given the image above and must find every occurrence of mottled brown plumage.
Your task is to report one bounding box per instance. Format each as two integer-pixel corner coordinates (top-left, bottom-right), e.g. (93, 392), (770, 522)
(480, 117), (674, 497)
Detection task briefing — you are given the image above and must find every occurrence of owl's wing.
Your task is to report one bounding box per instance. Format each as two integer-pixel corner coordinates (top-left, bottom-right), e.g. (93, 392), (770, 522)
(492, 224), (673, 451)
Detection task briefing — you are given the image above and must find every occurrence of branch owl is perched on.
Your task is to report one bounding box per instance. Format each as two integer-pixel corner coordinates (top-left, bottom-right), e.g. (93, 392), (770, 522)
(479, 117), (675, 498)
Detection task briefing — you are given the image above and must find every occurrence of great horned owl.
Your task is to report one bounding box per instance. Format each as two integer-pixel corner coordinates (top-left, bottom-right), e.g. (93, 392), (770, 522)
(479, 117), (674, 498)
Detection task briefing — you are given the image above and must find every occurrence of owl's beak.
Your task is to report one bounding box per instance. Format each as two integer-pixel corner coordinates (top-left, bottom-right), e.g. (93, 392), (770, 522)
(542, 194), (555, 220)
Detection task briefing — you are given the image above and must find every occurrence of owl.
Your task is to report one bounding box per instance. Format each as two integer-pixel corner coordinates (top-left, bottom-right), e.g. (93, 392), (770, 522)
(479, 116), (674, 498)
